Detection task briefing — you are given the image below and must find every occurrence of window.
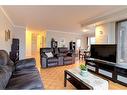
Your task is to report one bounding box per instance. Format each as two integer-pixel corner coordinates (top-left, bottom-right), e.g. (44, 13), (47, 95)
(88, 37), (95, 46)
(76, 39), (81, 49)
(87, 37), (95, 51)
(117, 21), (127, 63)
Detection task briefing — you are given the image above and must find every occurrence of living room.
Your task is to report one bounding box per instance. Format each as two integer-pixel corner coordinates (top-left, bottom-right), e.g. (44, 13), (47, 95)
(0, 2), (127, 95)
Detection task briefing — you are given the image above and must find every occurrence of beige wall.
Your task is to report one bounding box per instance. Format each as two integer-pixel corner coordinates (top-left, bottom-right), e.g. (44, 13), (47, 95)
(0, 7), (86, 59)
(108, 22), (115, 44)
(12, 27), (26, 59)
(0, 7), (27, 59)
(26, 28), (46, 56)
(0, 8), (14, 53)
(46, 30), (87, 49)
(95, 22), (115, 44)
(26, 29), (32, 58)
(37, 33), (46, 52)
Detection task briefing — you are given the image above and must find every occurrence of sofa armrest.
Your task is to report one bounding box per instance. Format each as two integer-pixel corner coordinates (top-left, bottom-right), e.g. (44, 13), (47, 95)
(15, 58), (36, 70)
(54, 54), (62, 58)
(40, 57), (47, 68)
(67, 52), (73, 56)
(41, 53), (48, 58)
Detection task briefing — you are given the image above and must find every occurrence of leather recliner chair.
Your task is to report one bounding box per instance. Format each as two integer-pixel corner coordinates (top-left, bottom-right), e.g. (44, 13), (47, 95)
(40, 48), (63, 68)
(58, 47), (75, 65)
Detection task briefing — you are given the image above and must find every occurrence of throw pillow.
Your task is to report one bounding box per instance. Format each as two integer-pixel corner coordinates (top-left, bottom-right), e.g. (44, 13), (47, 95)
(45, 52), (53, 58)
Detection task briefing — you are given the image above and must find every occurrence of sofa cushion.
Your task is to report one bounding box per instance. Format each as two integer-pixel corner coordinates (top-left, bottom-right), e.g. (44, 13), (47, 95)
(58, 47), (68, 53)
(47, 57), (58, 63)
(64, 60), (73, 65)
(59, 53), (67, 57)
(48, 62), (58, 67)
(64, 56), (72, 61)
(40, 48), (53, 54)
(0, 66), (12, 89)
(6, 67), (44, 89)
(58, 47), (69, 57)
(0, 50), (14, 89)
(54, 48), (59, 55)
(15, 58), (36, 71)
(0, 50), (9, 65)
(45, 52), (53, 58)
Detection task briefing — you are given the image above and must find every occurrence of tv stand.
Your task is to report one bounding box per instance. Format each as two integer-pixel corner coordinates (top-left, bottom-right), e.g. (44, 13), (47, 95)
(86, 58), (127, 87)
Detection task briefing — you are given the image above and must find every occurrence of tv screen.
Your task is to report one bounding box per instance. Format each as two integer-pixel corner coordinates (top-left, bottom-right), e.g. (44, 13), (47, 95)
(90, 44), (117, 63)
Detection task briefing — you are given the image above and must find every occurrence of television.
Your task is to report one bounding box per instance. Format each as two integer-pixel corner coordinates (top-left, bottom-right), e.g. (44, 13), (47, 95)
(90, 44), (117, 63)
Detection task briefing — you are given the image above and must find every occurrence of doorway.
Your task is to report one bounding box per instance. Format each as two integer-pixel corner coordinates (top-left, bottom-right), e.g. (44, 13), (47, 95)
(32, 33), (46, 54)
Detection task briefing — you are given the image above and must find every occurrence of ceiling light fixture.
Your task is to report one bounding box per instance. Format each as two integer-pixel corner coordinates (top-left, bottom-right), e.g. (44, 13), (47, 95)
(82, 29), (89, 32)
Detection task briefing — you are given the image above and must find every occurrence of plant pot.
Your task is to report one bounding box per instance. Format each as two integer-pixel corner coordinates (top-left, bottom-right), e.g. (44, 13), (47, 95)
(80, 70), (88, 77)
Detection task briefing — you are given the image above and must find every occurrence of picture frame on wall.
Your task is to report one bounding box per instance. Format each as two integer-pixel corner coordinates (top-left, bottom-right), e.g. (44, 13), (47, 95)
(5, 30), (8, 41)
(8, 29), (11, 39)
(5, 29), (11, 41)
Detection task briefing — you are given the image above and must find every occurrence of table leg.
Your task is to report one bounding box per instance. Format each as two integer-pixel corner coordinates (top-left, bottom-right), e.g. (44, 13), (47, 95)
(64, 71), (67, 87)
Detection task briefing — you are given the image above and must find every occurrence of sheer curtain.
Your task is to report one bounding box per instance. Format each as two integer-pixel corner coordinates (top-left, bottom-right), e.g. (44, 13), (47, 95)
(87, 37), (95, 51)
(117, 21), (127, 63)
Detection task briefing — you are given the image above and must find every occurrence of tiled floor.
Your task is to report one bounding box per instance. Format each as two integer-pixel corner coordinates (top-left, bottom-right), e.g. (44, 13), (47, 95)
(33, 54), (127, 90)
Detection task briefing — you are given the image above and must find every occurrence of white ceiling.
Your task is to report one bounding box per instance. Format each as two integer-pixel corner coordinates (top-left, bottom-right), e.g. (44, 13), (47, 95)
(2, 6), (127, 34)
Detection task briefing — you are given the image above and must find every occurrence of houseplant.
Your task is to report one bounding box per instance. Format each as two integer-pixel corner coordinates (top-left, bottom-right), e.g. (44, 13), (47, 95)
(80, 64), (88, 77)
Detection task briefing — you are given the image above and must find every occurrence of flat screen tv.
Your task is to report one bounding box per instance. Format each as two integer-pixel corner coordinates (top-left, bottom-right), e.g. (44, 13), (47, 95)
(90, 44), (117, 63)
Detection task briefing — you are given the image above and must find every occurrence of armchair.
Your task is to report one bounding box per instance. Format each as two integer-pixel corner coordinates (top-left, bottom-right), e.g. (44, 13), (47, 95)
(58, 47), (75, 65)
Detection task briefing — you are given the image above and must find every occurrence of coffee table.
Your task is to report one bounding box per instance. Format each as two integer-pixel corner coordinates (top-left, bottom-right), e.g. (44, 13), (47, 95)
(64, 67), (109, 90)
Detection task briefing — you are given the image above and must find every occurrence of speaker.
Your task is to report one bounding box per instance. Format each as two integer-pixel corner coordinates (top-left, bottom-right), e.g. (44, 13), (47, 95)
(12, 39), (19, 44)
(69, 41), (76, 52)
(10, 38), (19, 63)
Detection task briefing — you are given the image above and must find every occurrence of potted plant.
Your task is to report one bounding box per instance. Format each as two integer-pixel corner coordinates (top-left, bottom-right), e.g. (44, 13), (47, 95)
(80, 64), (88, 77)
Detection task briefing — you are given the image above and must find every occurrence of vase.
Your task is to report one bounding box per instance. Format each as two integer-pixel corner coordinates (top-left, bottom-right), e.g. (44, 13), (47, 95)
(80, 70), (88, 77)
